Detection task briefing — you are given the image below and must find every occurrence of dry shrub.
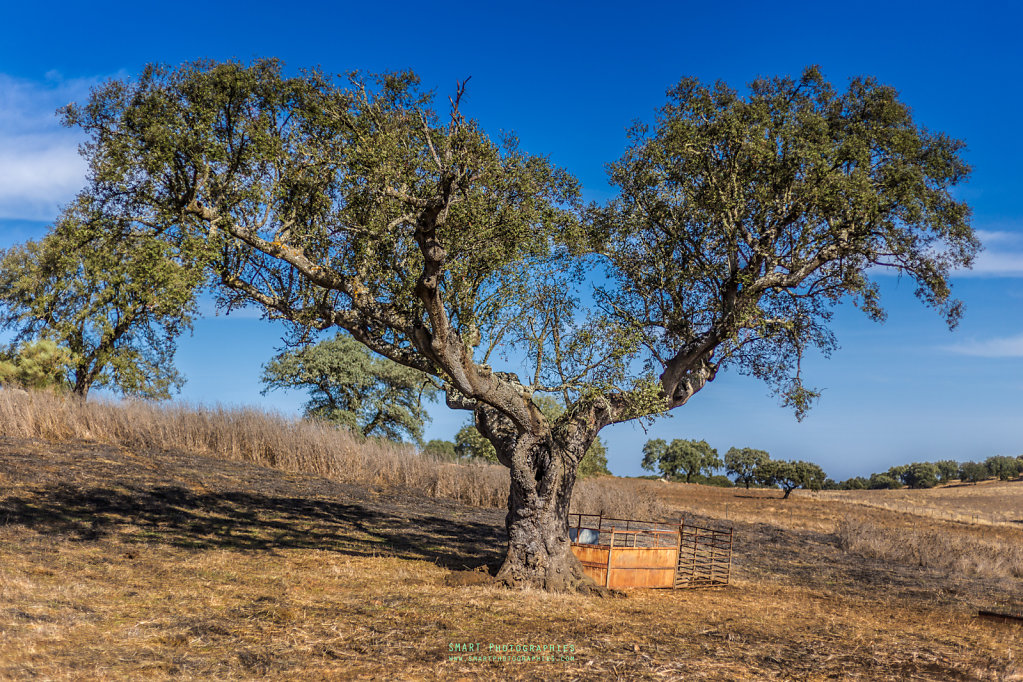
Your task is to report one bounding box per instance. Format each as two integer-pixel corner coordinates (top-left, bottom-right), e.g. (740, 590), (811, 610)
(573, 476), (674, 521)
(836, 518), (1023, 581)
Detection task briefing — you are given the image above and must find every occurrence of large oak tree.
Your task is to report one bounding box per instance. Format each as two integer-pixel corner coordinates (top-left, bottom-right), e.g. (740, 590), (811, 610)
(61, 60), (977, 591)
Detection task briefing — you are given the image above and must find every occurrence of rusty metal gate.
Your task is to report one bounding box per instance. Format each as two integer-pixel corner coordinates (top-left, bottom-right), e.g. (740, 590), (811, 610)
(675, 520), (732, 588)
(568, 513), (732, 590)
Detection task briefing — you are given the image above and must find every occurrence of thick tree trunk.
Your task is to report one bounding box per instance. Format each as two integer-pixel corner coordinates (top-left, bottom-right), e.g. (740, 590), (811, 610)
(72, 368), (91, 398)
(490, 435), (607, 594)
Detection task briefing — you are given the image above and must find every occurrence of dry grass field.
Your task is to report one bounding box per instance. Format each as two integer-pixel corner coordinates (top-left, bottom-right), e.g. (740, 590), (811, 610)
(0, 391), (1021, 680)
(818, 482), (1023, 527)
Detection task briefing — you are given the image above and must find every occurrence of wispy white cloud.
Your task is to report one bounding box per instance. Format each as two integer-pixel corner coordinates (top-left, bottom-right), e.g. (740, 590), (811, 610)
(943, 332), (1023, 358)
(863, 230), (1023, 279)
(0, 72), (115, 221)
(974, 229), (1023, 247)
(953, 229), (1023, 278)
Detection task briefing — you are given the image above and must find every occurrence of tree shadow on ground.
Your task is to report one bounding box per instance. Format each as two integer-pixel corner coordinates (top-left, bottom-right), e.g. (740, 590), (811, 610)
(0, 483), (506, 571)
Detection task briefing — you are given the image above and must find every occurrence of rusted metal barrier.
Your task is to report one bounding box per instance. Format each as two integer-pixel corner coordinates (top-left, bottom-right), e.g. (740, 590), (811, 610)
(567, 513), (732, 590)
(675, 520), (732, 588)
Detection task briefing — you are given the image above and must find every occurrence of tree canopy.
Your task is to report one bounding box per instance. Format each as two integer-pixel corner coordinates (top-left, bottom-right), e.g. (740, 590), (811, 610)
(261, 333), (438, 443)
(0, 206), (199, 398)
(984, 455), (1021, 481)
(60, 59), (978, 592)
(760, 460), (827, 498)
(724, 447), (770, 488)
(595, 66), (975, 419)
(641, 438), (721, 483)
(902, 462), (939, 489)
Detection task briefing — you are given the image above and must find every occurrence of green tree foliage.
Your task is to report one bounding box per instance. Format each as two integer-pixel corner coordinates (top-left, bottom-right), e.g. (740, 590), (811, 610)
(595, 67), (975, 424)
(958, 461), (989, 484)
(261, 334), (438, 444)
(577, 437), (611, 478)
(641, 438), (721, 483)
(868, 473), (902, 489)
(691, 473), (734, 488)
(0, 339), (71, 391)
(838, 476), (869, 490)
(886, 465), (910, 484)
(454, 424), (498, 462)
(62, 59), (978, 591)
(422, 439), (457, 461)
(724, 447), (770, 489)
(935, 460), (959, 484)
(984, 455), (1021, 481)
(902, 462), (939, 489)
(754, 460), (780, 488)
(0, 208), (199, 399)
(761, 460), (827, 499)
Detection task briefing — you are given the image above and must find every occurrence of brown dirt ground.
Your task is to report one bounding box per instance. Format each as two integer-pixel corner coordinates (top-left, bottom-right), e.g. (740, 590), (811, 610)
(1, 436), (1021, 680)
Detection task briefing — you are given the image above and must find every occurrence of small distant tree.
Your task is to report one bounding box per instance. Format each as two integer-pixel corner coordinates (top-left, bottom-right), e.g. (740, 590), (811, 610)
(261, 333), (438, 444)
(0, 207), (199, 399)
(642, 438), (721, 483)
(422, 439), (457, 461)
(724, 447), (770, 489)
(839, 476), (869, 490)
(768, 460), (827, 499)
(455, 424), (498, 462)
(0, 339), (71, 391)
(958, 461), (989, 484)
(934, 460), (959, 484)
(984, 455), (1021, 481)
(903, 462), (939, 489)
(868, 473), (902, 489)
(577, 436), (611, 478)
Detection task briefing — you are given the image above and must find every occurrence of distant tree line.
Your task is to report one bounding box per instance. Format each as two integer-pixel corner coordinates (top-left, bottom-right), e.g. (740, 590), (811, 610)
(639, 439), (827, 499)
(636, 438), (1023, 495)
(832, 456), (1023, 490)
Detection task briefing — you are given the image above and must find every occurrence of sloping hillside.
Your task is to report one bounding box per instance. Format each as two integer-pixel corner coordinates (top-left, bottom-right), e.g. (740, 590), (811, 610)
(1, 435), (1020, 680)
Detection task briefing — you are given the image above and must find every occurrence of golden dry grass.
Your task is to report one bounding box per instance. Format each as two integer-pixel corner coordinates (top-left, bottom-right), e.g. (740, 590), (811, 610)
(643, 478), (1023, 583)
(819, 481), (1023, 527)
(1, 389), (1022, 679)
(4, 537), (1021, 681)
(2, 436), (1021, 680)
(0, 389), (652, 519)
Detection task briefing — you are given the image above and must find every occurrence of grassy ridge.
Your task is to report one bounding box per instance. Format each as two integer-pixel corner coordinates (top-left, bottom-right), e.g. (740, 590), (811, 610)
(0, 389), (668, 520)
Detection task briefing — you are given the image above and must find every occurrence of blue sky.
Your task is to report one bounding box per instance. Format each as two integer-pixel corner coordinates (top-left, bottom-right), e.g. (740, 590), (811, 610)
(1, 0), (1021, 480)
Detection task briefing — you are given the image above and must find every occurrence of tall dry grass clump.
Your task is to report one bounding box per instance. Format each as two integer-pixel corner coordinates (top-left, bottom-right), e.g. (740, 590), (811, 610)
(572, 476), (673, 521)
(0, 389), (661, 515)
(836, 518), (1023, 581)
(0, 388), (510, 507)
